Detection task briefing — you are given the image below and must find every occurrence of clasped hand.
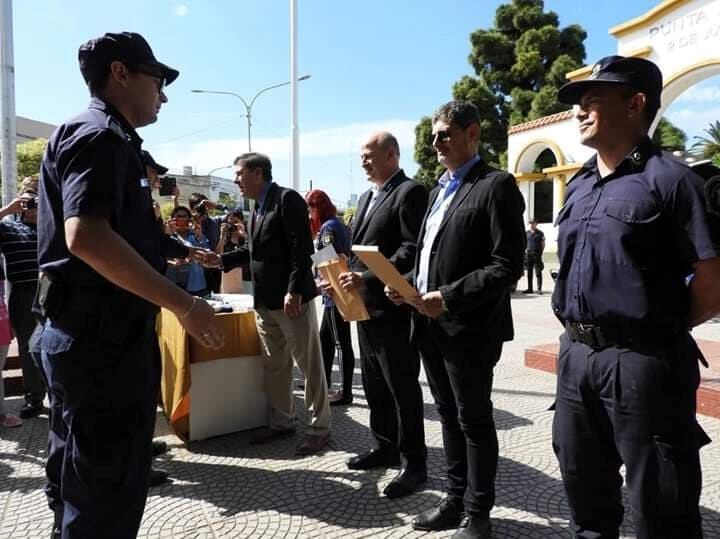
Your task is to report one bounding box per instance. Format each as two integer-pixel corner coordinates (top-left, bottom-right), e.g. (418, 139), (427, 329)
(384, 286), (446, 319)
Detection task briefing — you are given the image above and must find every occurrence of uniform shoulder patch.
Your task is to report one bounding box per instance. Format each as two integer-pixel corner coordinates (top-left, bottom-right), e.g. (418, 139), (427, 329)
(322, 232), (334, 246)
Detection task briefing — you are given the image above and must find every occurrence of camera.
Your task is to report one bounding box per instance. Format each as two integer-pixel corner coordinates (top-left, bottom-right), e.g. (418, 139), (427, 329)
(158, 176), (177, 197)
(226, 222), (236, 233)
(20, 198), (37, 210)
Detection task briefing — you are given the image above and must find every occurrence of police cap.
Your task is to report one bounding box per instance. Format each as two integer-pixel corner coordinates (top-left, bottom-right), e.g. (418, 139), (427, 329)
(78, 32), (179, 87)
(558, 55), (662, 108)
(141, 150), (169, 175)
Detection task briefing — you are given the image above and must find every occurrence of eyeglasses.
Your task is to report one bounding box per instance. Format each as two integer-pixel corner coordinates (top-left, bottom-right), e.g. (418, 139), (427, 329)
(431, 130), (452, 144)
(131, 66), (166, 92)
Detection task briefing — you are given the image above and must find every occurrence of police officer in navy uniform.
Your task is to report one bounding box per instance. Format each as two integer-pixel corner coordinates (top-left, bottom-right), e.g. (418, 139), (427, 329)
(522, 218), (545, 294)
(552, 55), (720, 538)
(37, 32), (223, 538)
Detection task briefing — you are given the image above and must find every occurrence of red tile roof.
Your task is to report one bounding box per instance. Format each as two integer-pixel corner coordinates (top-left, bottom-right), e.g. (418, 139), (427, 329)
(508, 109), (574, 135)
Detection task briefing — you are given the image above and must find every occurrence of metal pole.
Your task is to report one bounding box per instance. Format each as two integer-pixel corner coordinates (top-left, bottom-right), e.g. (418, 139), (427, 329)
(246, 104), (252, 152)
(0, 0), (17, 206)
(290, 0), (299, 191)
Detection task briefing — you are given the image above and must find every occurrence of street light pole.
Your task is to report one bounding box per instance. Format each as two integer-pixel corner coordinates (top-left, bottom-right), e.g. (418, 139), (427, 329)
(192, 75), (311, 152)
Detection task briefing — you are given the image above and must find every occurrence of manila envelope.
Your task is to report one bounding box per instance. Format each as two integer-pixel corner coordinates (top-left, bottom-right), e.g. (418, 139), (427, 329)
(317, 258), (370, 322)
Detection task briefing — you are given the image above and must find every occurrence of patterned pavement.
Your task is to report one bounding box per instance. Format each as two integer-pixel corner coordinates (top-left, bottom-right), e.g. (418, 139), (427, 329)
(1, 279), (719, 538)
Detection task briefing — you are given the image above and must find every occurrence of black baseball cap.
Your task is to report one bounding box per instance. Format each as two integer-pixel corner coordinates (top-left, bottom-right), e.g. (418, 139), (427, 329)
(141, 150), (169, 175)
(78, 32), (179, 87)
(558, 55), (662, 108)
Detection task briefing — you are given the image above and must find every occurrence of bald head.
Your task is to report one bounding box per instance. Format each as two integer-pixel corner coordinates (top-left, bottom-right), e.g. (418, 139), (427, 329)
(361, 131), (401, 185)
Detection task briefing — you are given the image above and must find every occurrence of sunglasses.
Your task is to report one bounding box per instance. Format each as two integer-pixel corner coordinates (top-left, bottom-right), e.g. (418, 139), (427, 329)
(431, 130), (452, 144)
(132, 66), (166, 92)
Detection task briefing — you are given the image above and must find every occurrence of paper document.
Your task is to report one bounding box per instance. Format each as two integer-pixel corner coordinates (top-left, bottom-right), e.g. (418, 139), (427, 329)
(351, 245), (419, 300)
(313, 245), (370, 322)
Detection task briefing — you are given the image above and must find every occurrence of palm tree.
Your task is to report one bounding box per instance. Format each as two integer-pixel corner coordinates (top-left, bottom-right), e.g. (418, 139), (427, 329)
(691, 120), (720, 160)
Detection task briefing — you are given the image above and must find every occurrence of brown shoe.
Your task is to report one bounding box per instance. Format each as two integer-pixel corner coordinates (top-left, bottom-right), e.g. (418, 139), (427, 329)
(295, 433), (330, 456)
(249, 426), (295, 445)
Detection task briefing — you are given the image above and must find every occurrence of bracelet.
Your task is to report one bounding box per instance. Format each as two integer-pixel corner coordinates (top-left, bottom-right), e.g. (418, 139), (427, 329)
(180, 297), (197, 319)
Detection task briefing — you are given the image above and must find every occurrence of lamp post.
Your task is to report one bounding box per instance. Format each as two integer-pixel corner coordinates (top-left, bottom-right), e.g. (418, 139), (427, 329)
(192, 75), (311, 152)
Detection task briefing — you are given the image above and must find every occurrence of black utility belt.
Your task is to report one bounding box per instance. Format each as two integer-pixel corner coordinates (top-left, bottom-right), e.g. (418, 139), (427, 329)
(564, 321), (674, 350)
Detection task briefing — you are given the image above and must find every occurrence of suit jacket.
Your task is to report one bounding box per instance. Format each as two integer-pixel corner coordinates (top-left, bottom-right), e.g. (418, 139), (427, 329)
(412, 160), (526, 342)
(349, 170), (428, 319)
(222, 183), (317, 310)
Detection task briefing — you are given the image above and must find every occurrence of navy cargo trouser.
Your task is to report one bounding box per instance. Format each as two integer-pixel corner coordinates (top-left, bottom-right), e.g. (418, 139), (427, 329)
(552, 332), (710, 539)
(39, 314), (160, 539)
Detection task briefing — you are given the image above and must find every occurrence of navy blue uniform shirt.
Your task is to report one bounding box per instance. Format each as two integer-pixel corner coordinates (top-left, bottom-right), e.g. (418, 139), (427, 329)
(38, 97), (187, 288)
(526, 229), (545, 254)
(552, 136), (717, 330)
(316, 216), (350, 308)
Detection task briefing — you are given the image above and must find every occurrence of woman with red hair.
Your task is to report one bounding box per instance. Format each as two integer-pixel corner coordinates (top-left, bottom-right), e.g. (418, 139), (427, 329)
(306, 189), (355, 406)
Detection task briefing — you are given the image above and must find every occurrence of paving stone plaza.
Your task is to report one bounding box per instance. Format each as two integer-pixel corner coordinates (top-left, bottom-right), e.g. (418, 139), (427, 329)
(1, 282), (719, 538)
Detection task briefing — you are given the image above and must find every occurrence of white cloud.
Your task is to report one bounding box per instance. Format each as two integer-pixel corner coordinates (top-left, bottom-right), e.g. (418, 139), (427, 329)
(173, 4), (189, 16)
(153, 119), (417, 175)
(675, 85), (720, 103)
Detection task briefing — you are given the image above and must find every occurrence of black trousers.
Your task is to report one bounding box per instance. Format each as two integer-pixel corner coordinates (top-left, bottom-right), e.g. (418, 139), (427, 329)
(416, 319), (501, 519)
(552, 332), (709, 539)
(39, 316), (160, 538)
(357, 314), (426, 465)
(9, 283), (45, 404)
(203, 267), (221, 294)
(319, 305), (355, 395)
(525, 252), (543, 292)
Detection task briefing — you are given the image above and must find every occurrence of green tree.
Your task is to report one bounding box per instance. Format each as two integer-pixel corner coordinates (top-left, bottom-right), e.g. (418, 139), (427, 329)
(691, 120), (720, 161)
(652, 117), (686, 150)
(17, 138), (47, 179)
(414, 0), (586, 186)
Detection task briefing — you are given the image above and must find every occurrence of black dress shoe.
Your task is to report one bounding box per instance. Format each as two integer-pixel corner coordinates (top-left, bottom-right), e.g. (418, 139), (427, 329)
(149, 468), (169, 487)
(346, 448), (400, 470)
(328, 391), (353, 406)
(452, 516), (491, 538)
(412, 498), (465, 531)
(383, 466), (427, 498)
(19, 401), (43, 419)
(151, 440), (168, 456)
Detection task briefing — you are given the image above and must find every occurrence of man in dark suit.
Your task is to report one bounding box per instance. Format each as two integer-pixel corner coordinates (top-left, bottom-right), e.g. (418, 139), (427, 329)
(388, 102), (525, 538)
(337, 131), (429, 499)
(220, 152), (330, 456)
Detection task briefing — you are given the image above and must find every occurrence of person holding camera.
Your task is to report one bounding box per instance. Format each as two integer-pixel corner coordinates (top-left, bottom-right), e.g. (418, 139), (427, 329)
(0, 176), (46, 420)
(165, 206), (209, 296)
(189, 193), (225, 293)
(215, 208), (250, 294)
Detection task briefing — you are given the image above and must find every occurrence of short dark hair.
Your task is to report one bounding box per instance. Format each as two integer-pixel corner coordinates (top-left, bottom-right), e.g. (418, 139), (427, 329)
(171, 205), (192, 218)
(618, 85), (659, 128)
(188, 192), (207, 210)
(233, 152), (272, 182)
(432, 100), (481, 129)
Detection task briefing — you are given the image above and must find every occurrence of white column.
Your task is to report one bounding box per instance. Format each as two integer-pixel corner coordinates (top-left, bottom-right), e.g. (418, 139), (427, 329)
(552, 174), (566, 219)
(289, 0), (299, 191)
(0, 0), (17, 206)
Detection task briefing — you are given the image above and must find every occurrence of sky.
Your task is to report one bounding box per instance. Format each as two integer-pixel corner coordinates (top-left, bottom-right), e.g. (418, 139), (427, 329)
(10, 0), (719, 207)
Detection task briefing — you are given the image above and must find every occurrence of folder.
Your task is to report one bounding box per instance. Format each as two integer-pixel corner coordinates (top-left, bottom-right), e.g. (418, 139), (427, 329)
(351, 245), (420, 300)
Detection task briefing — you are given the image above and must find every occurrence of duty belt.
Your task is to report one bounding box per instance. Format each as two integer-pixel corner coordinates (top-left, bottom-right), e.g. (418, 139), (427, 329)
(564, 321), (665, 350)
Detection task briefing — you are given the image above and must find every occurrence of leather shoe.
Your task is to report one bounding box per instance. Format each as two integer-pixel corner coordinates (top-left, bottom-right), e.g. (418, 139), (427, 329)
(412, 498), (465, 531)
(347, 448), (401, 470)
(295, 433), (330, 456)
(521, 289), (533, 294)
(149, 468), (169, 487)
(151, 440), (168, 456)
(329, 391), (353, 406)
(452, 516), (491, 538)
(383, 466), (427, 498)
(249, 426), (295, 445)
(19, 401), (43, 419)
